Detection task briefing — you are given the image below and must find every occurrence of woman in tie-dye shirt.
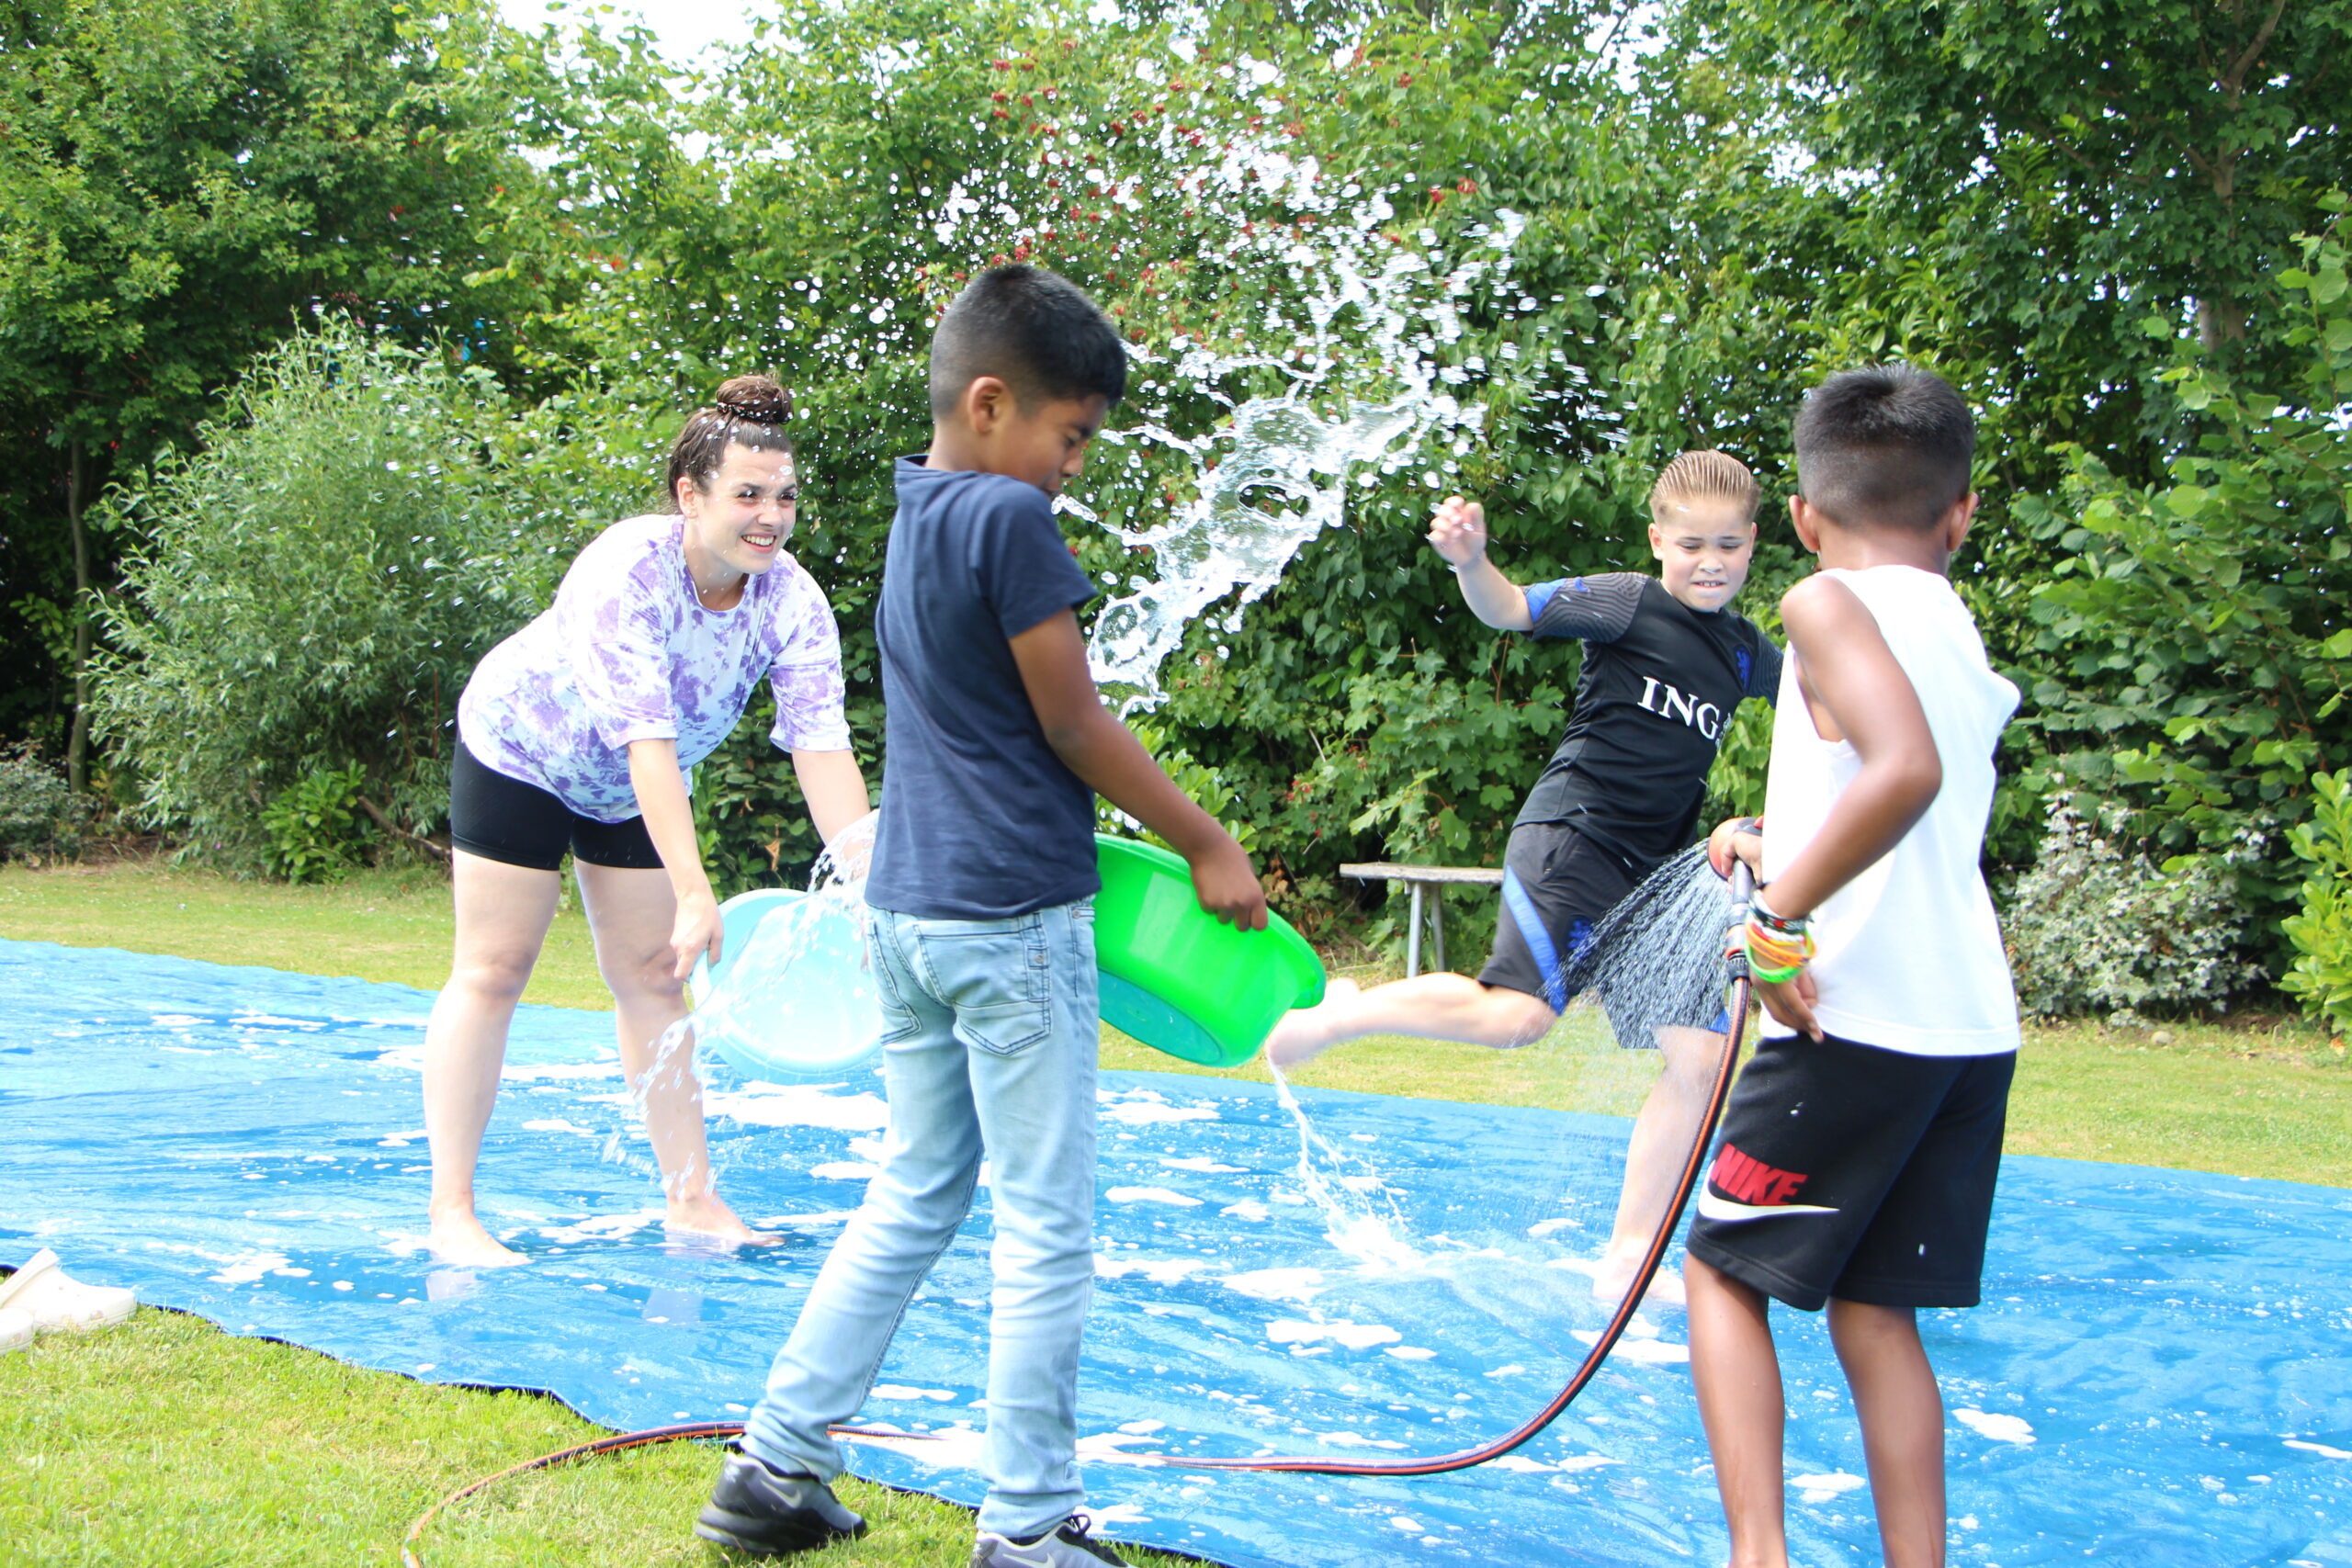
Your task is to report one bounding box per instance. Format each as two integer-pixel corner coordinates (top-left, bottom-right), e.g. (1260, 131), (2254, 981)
(424, 375), (872, 1269)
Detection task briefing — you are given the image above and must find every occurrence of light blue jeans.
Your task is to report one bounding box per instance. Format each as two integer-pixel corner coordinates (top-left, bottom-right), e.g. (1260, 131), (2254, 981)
(742, 897), (1100, 1538)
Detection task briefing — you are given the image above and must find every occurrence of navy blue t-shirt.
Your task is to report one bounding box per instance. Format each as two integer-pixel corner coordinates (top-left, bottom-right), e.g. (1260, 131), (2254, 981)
(864, 457), (1101, 919)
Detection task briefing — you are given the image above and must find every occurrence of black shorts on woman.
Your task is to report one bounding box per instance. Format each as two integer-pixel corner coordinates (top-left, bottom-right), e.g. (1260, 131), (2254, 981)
(447, 739), (664, 872)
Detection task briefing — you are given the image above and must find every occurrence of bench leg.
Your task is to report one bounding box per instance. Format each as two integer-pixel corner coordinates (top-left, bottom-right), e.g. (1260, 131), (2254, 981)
(1430, 886), (1445, 973)
(1405, 883), (1424, 978)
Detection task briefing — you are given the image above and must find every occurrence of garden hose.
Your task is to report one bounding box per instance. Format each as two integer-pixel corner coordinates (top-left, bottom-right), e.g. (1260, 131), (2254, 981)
(403, 865), (1758, 1556)
(400, 1419), (930, 1568)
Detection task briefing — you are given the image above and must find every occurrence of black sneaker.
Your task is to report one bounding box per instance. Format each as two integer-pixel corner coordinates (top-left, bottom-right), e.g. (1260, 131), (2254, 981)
(969, 1512), (1130, 1567)
(695, 1450), (868, 1556)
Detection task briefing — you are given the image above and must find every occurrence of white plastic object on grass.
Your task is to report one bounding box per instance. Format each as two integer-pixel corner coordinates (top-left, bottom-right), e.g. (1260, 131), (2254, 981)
(1, 1305), (30, 1354)
(0, 1248), (136, 1333)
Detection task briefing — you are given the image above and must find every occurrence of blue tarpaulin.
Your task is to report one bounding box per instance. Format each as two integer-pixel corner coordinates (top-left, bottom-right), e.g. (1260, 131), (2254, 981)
(4, 940), (2349, 1566)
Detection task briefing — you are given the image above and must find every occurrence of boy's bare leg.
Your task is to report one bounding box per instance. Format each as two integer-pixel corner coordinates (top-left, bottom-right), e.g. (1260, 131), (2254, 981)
(1828, 1300), (1947, 1568)
(1263, 972), (1557, 1067)
(424, 852), (561, 1268)
(574, 862), (774, 1247)
(1688, 1257), (1790, 1568)
(1592, 1023), (1723, 1303)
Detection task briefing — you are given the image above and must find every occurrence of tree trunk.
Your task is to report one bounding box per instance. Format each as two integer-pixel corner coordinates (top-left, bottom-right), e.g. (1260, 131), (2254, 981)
(64, 440), (91, 794)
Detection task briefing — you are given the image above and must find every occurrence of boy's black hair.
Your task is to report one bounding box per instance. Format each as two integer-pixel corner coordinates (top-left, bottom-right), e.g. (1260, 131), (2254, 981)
(1793, 366), (1975, 532)
(929, 265), (1127, 420)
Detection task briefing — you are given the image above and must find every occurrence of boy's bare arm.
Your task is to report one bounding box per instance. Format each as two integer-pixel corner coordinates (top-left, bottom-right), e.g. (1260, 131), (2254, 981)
(1009, 610), (1268, 931)
(1766, 574), (1943, 921)
(1430, 496), (1533, 631)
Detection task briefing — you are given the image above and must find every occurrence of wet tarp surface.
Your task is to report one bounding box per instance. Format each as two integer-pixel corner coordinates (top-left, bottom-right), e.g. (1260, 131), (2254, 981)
(4, 940), (2349, 1567)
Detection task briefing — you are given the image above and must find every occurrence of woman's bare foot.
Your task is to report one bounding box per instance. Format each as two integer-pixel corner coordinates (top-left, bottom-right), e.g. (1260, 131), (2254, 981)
(427, 1207), (527, 1269)
(665, 1190), (781, 1247)
(1263, 978), (1360, 1069)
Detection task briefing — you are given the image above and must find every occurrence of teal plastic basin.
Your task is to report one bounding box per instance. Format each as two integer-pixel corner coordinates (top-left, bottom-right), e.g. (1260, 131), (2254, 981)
(689, 888), (885, 1081)
(1092, 833), (1327, 1067)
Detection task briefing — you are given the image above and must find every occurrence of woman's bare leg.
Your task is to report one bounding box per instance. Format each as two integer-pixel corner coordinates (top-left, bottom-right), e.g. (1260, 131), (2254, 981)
(1593, 1023), (1725, 1303)
(573, 860), (771, 1244)
(1264, 973), (1557, 1067)
(424, 851), (561, 1267)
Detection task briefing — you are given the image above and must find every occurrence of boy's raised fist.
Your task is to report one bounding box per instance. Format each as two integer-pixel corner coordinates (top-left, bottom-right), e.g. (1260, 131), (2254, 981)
(1426, 495), (1488, 568)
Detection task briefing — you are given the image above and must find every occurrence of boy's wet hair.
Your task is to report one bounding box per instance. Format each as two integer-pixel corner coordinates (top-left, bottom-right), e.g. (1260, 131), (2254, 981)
(1794, 366), (1975, 532)
(929, 265), (1128, 420)
(1649, 450), (1760, 523)
(669, 374), (794, 504)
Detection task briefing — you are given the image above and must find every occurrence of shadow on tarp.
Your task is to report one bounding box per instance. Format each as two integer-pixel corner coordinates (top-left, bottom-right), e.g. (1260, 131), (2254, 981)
(3, 940), (2349, 1568)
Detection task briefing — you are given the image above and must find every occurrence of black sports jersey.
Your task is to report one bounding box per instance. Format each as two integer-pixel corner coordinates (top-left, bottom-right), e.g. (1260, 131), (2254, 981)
(1514, 572), (1781, 863)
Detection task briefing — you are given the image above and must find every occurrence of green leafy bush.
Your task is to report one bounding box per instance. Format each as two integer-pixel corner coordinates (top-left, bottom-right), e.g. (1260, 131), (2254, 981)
(2011, 204), (2352, 967)
(89, 321), (659, 871)
(260, 765), (372, 884)
(0, 740), (87, 863)
(2282, 769), (2352, 1040)
(2005, 797), (2265, 1025)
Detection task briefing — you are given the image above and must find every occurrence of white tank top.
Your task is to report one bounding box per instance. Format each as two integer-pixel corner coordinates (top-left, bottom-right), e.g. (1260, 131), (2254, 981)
(1759, 566), (2022, 1056)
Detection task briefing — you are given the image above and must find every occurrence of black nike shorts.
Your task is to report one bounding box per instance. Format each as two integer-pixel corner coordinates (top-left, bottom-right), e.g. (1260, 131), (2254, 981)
(447, 739), (665, 873)
(1684, 1032), (2015, 1313)
(1480, 821), (1727, 1047)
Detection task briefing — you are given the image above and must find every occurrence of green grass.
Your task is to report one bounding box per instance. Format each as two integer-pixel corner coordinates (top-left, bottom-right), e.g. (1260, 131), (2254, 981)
(0, 1309), (1201, 1568)
(3, 857), (2347, 1566)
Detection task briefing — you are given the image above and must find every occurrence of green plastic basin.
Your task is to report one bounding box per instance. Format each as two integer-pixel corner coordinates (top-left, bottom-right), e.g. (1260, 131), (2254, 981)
(1092, 833), (1327, 1067)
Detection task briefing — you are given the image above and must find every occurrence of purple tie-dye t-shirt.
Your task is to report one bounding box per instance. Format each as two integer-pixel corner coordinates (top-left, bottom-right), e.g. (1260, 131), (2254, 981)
(458, 514), (851, 823)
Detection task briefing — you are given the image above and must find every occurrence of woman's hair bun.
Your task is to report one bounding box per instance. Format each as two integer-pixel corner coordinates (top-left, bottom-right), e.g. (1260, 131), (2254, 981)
(713, 373), (792, 425)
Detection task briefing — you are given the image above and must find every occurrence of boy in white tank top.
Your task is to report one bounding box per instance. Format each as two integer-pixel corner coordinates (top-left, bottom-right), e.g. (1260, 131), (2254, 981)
(1688, 367), (2021, 1568)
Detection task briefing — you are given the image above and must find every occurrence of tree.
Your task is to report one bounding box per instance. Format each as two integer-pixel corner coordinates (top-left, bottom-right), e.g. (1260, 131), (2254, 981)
(0, 0), (550, 784)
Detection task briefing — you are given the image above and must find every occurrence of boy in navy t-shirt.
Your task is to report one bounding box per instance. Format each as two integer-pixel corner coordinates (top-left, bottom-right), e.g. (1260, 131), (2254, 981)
(1268, 453), (1780, 1303)
(698, 269), (1263, 1566)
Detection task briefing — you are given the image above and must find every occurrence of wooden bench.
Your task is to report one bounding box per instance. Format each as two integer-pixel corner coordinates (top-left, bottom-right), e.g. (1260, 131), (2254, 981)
(1340, 863), (1505, 977)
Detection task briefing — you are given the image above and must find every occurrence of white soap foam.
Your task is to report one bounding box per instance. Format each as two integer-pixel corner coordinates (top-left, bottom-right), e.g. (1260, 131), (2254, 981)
(1386, 1514), (1424, 1530)
(1096, 1256), (1209, 1284)
(1267, 1317), (1401, 1349)
(1221, 1267), (1326, 1303)
(536, 1209), (666, 1245)
(809, 1161), (882, 1181)
(1160, 1156), (1247, 1173)
(1792, 1472), (1868, 1504)
(207, 1251), (290, 1285)
(1104, 1186), (1204, 1207)
(1099, 1099), (1219, 1126)
(1384, 1346), (1437, 1360)
(1220, 1200), (1271, 1221)
(2285, 1438), (2352, 1461)
(868, 1385), (957, 1403)
(500, 1058), (625, 1081)
(1318, 1433), (1408, 1450)
(1089, 1502), (1153, 1527)
(1954, 1408), (2037, 1446)
(705, 1084), (890, 1131)
(519, 1119), (600, 1136)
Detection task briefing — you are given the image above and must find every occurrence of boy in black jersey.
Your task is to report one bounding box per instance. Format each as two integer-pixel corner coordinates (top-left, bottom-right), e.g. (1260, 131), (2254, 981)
(1268, 452), (1780, 1303)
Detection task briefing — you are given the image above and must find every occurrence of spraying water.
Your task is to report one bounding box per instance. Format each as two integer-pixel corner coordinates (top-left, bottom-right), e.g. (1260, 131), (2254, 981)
(1267, 1062), (1424, 1271)
(1080, 209), (1527, 711)
(1571, 847), (1741, 1053)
